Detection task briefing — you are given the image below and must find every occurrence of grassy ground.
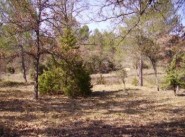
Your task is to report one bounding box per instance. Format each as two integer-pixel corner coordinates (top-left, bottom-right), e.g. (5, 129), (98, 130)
(0, 79), (185, 137)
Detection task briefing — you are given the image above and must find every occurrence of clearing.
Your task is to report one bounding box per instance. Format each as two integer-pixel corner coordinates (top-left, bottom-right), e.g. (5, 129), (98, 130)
(0, 81), (185, 137)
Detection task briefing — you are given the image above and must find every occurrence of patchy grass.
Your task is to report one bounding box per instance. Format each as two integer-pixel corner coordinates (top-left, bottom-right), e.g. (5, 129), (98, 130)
(0, 83), (185, 137)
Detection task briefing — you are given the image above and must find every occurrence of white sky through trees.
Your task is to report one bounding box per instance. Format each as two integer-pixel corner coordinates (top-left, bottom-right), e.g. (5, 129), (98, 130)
(77, 0), (185, 32)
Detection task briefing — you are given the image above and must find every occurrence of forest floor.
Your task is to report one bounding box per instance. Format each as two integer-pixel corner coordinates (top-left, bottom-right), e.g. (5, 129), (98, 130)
(0, 78), (185, 137)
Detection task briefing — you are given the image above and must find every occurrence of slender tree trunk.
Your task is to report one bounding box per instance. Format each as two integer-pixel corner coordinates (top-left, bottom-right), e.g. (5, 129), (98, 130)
(34, 29), (40, 100)
(19, 44), (27, 83)
(0, 59), (2, 79)
(123, 81), (126, 91)
(151, 62), (159, 91)
(154, 70), (159, 91)
(34, 0), (41, 100)
(176, 85), (179, 95)
(173, 85), (177, 96)
(34, 56), (40, 100)
(138, 55), (143, 86)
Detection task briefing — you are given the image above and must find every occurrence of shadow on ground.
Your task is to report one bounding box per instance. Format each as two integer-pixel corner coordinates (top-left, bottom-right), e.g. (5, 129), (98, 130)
(0, 124), (19, 137)
(177, 93), (185, 96)
(42, 119), (185, 137)
(0, 87), (185, 136)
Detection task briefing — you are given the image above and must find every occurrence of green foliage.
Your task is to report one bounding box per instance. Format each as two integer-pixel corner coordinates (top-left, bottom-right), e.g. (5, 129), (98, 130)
(57, 26), (92, 97)
(86, 30), (121, 74)
(79, 25), (89, 41)
(63, 63), (92, 97)
(163, 72), (182, 90)
(38, 68), (62, 95)
(60, 28), (77, 50)
(39, 58), (92, 98)
(132, 77), (139, 86)
(163, 53), (185, 90)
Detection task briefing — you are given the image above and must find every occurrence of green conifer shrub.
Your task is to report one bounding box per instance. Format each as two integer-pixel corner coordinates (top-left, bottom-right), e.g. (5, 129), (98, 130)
(39, 59), (92, 97)
(163, 52), (185, 95)
(38, 68), (62, 95)
(39, 27), (92, 97)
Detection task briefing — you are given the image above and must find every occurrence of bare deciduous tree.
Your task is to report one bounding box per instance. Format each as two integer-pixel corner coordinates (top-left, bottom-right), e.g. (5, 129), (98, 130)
(0, 0), (89, 99)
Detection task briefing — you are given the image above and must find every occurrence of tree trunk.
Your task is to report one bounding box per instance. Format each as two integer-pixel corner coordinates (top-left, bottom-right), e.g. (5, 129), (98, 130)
(151, 62), (159, 91)
(138, 55), (143, 86)
(34, 29), (40, 100)
(176, 85), (179, 95)
(34, 1), (41, 100)
(19, 44), (27, 83)
(34, 56), (39, 100)
(154, 70), (159, 91)
(123, 82), (126, 91)
(173, 85), (177, 96)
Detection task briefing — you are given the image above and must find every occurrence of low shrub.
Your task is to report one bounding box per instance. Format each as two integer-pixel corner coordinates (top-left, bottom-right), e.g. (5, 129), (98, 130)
(38, 68), (62, 95)
(117, 69), (127, 90)
(162, 53), (185, 95)
(39, 60), (92, 98)
(132, 77), (139, 86)
(96, 74), (106, 85)
(7, 67), (15, 74)
(38, 27), (92, 97)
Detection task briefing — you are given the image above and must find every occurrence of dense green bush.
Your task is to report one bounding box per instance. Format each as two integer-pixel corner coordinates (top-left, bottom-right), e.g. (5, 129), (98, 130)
(38, 68), (62, 95)
(162, 72), (182, 89)
(60, 60), (92, 97)
(163, 53), (185, 95)
(39, 27), (92, 97)
(38, 59), (92, 98)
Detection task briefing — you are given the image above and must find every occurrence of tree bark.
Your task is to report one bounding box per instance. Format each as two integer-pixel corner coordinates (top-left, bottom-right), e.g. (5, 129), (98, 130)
(176, 85), (179, 95)
(34, 31), (40, 100)
(34, 0), (41, 100)
(173, 85), (177, 96)
(138, 55), (143, 86)
(151, 61), (159, 91)
(34, 56), (39, 100)
(123, 81), (126, 91)
(154, 69), (159, 91)
(19, 44), (27, 83)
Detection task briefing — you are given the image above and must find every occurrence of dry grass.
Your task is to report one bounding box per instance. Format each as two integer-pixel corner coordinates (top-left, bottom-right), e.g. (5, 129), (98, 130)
(0, 80), (185, 137)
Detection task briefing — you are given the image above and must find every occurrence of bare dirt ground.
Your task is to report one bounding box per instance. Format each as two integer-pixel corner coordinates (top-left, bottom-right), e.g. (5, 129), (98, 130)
(0, 80), (185, 137)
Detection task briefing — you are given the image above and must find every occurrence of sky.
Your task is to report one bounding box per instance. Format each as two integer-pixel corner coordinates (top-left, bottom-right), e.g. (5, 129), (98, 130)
(178, 7), (185, 25)
(87, 21), (111, 32)
(78, 1), (185, 32)
(76, 0), (111, 32)
(75, 0), (117, 32)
